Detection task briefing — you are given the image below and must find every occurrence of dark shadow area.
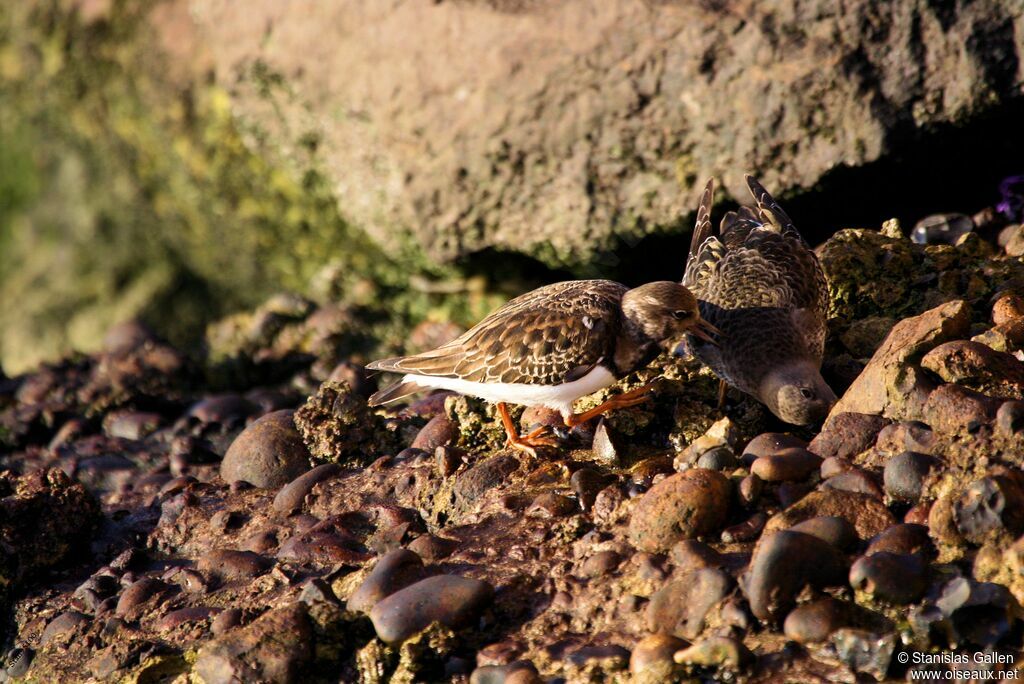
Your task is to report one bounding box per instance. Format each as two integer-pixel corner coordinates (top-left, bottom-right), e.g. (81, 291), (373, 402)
(610, 97), (1024, 285)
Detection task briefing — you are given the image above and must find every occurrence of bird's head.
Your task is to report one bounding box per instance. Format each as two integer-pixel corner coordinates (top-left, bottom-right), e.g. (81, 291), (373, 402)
(621, 281), (720, 348)
(759, 361), (837, 425)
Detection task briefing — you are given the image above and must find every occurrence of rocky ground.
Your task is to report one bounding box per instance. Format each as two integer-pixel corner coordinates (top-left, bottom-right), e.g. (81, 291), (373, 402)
(3, 207), (1024, 682)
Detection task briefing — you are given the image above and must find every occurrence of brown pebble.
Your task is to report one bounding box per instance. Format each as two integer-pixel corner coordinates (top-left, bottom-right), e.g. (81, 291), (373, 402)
(630, 634), (689, 675)
(347, 549), (425, 614)
(993, 293), (1024, 325)
(220, 410), (311, 489)
(370, 575), (494, 644)
(820, 457), (854, 479)
(628, 469), (731, 552)
(822, 469), (883, 499)
(407, 534), (458, 562)
(272, 463), (343, 515)
(783, 598), (847, 643)
(197, 549), (272, 582)
(580, 550), (621, 578)
(528, 491), (577, 518)
(210, 608), (243, 635)
(411, 415), (459, 451)
(742, 433), (807, 463)
(115, 578), (170, 619)
(751, 448), (822, 482)
(154, 606), (219, 632)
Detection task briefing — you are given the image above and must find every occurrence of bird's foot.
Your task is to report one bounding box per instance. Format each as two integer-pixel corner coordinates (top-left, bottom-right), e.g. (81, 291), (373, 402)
(505, 425), (560, 456)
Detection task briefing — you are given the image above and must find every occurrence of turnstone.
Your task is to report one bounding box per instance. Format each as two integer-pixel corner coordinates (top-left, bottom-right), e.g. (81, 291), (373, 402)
(367, 279), (719, 454)
(683, 175), (837, 425)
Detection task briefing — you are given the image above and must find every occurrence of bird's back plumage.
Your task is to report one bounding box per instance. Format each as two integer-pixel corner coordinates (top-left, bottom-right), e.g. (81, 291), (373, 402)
(368, 280), (627, 390)
(683, 176), (828, 396)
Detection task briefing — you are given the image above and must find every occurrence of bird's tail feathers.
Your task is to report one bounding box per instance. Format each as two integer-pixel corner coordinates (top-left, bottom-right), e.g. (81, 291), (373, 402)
(368, 380), (423, 406)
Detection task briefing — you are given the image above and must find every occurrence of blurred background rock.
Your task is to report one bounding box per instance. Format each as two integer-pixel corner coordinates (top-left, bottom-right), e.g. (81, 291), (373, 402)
(1, 0), (1022, 374)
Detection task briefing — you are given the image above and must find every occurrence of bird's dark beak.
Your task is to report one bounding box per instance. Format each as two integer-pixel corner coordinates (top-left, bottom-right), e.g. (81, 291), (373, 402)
(690, 317), (721, 346)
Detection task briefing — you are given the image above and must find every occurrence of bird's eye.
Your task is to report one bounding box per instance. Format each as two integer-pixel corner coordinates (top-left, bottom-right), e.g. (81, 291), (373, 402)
(672, 310), (692, 320)
(800, 388), (813, 399)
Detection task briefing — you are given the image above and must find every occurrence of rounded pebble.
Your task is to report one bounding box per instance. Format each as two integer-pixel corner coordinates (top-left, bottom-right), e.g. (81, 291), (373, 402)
(347, 549), (425, 614)
(273, 463), (343, 514)
(883, 451), (936, 501)
(411, 415), (459, 451)
(630, 634), (688, 675)
(783, 598), (847, 643)
(849, 551), (927, 604)
(115, 578), (170, 619)
(220, 410), (311, 489)
(744, 530), (847, 621)
(627, 469), (731, 552)
(369, 574), (494, 644)
(866, 523), (934, 558)
(788, 515), (859, 549)
(197, 549), (272, 582)
(751, 448), (822, 482)
(742, 433), (807, 463)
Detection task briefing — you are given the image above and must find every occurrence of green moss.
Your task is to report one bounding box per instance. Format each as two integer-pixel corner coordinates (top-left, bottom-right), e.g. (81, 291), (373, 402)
(0, 0), (500, 375)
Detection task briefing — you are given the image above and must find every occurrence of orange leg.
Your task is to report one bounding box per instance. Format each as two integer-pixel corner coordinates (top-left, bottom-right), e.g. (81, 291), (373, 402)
(563, 382), (656, 428)
(497, 402), (559, 456)
(717, 379), (728, 410)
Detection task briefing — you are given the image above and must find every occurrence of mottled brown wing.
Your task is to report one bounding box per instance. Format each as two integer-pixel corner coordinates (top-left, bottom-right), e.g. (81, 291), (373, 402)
(745, 174), (805, 244)
(684, 178), (726, 292)
(367, 280), (626, 385)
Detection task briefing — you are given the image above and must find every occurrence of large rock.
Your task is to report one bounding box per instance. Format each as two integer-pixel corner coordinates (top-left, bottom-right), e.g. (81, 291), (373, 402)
(176, 1), (1024, 269)
(828, 300), (971, 422)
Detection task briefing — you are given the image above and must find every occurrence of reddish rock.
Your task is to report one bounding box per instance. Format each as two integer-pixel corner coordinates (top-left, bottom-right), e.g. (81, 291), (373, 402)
(628, 469), (732, 552)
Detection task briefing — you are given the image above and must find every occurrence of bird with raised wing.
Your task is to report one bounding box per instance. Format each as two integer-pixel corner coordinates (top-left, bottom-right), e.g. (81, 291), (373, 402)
(683, 175), (836, 425)
(367, 279), (720, 454)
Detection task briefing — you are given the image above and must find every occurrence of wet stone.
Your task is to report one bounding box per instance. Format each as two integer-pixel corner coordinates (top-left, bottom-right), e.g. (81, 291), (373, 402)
(220, 409), (311, 489)
(924, 383), (1001, 435)
(783, 598), (847, 644)
(412, 414), (459, 451)
(766, 488), (896, 540)
(211, 608), (243, 635)
(369, 574), (494, 644)
(742, 433), (807, 464)
(528, 491), (576, 518)
(645, 568), (731, 639)
(850, 552), (927, 604)
(953, 476), (1024, 544)
(470, 660), (542, 684)
(627, 469), (731, 552)
(455, 454), (520, 506)
(809, 413), (889, 460)
(570, 468), (614, 511)
(673, 636), (753, 669)
(580, 550), (621, 578)
(155, 606), (218, 632)
(41, 611), (90, 646)
(996, 400), (1024, 435)
(790, 511), (856, 548)
(630, 634), (688, 675)
(347, 548), (425, 614)
(830, 629), (896, 680)
(883, 451), (936, 501)
(697, 446), (738, 470)
(866, 523), (934, 558)
(272, 463), (343, 515)
(744, 530), (847, 621)
(407, 534), (458, 562)
(115, 578), (170, 619)
(822, 469), (883, 499)
(197, 549), (272, 583)
(820, 457), (854, 479)
(751, 448), (822, 482)
(721, 512), (766, 543)
(669, 540), (723, 573)
(911, 213), (974, 245)
(737, 474), (762, 507)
